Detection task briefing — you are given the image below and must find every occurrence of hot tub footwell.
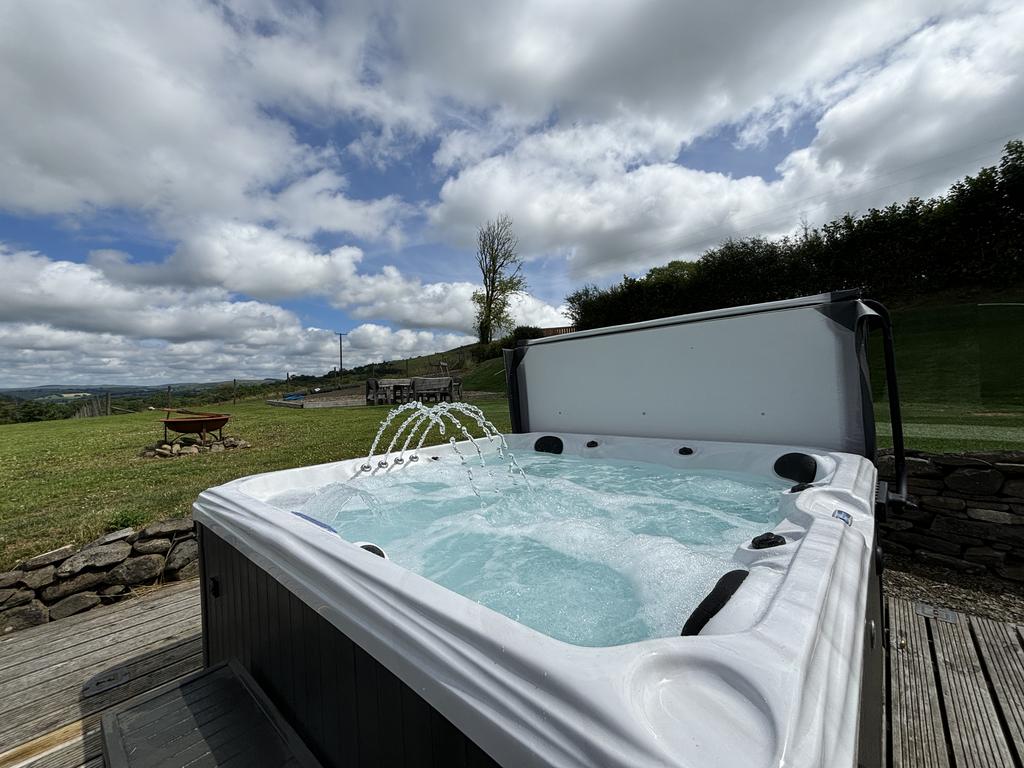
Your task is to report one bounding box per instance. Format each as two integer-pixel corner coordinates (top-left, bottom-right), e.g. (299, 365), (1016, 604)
(198, 525), (501, 768)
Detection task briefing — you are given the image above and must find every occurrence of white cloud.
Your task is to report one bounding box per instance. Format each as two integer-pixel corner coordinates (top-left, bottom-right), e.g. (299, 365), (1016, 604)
(0, 1), (410, 242)
(346, 324), (475, 363)
(429, 2), (1024, 276)
(392, 0), (975, 133)
(88, 226), (566, 333)
(0, 244), (481, 385)
(0, 242), (563, 387)
(508, 294), (571, 329)
(1, 0), (1022, 386)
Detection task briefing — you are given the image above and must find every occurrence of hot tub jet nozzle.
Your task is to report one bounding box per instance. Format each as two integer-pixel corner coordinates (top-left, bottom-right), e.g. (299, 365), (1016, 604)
(354, 541), (388, 559)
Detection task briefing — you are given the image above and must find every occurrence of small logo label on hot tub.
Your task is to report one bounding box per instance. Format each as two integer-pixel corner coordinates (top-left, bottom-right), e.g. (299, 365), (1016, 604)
(833, 509), (853, 526)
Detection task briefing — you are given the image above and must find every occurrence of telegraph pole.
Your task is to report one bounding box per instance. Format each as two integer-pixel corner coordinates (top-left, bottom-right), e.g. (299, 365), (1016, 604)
(337, 332), (347, 390)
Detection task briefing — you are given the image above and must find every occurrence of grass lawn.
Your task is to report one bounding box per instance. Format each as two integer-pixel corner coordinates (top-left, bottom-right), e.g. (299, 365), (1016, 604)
(459, 356), (507, 392)
(876, 401), (1024, 453)
(0, 398), (511, 570)
(869, 301), (1024, 452)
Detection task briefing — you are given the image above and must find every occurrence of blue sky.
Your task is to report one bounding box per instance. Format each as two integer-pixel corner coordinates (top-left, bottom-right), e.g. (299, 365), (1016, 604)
(0, 0), (1021, 386)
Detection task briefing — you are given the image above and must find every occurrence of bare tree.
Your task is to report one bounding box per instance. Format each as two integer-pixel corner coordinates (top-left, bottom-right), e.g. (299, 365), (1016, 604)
(473, 214), (526, 344)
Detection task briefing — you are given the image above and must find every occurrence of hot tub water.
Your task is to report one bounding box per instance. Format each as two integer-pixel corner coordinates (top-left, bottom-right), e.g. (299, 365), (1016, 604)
(268, 450), (788, 647)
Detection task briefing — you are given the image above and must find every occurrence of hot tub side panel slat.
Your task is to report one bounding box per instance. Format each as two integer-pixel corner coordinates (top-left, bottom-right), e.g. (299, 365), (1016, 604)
(198, 524), (502, 768)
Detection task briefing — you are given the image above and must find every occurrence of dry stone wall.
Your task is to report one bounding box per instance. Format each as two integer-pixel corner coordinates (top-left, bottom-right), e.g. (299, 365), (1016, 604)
(877, 450), (1024, 580)
(0, 517), (198, 635)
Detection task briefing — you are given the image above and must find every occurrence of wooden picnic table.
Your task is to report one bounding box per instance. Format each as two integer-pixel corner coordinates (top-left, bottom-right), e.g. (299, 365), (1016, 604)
(366, 376), (463, 405)
(378, 378), (412, 404)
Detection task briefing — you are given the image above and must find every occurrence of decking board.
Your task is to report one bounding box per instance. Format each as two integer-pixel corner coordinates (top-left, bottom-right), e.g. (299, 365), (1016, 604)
(0, 583), (202, 768)
(931, 611), (1015, 767)
(888, 597), (1024, 768)
(3, 584), (1024, 767)
(972, 616), (1024, 764)
(888, 597), (951, 768)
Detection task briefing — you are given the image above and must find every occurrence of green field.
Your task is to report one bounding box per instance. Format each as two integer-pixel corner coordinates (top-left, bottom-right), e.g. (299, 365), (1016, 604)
(460, 357), (508, 392)
(870, 301), (1024, 452)
(0, 399), (511, 571)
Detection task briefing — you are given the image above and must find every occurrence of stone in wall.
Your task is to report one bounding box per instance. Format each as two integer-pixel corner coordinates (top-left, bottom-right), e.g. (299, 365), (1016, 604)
(42, 570), (108, 602)
(138, 518), (194, 539)
(967, 508), (1021, 525)
(0, 515), (199, 635)
(918, 495), (965, 511)
(945, 468), (1005, 495)
(133, 538), (172, 555)
(82, 528), (135, 550)
(16, 566), (56, 591)
(0, 588), (34, 610)
(108, 554), (166, 586)
(1005, 479), (1024, 497)
(56, 542), (131, 577)
(878, 450), (1024, 581)
(19, 545), (76, 570)
(1, 600), (48, 633)
(165, 540), (198, 577)
(49, 592), (101, 620)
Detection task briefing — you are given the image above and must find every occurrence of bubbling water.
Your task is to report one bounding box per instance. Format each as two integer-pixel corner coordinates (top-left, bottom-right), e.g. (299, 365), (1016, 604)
(269, 451), (789, 647)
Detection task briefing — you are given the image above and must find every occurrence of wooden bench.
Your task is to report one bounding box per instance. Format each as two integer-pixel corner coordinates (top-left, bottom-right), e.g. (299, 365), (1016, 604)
(366, 378), (413, 405)
(411, 376), (462, 403)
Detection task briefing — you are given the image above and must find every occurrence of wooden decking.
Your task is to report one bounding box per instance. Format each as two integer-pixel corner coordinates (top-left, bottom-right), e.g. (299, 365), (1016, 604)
(0, 582), (201, 768)
(1, 584), (1023, 767)
(888, 597), (1024, 767)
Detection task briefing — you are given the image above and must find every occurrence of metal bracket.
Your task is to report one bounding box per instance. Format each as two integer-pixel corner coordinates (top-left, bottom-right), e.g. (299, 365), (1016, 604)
(83, 666), (131, 697)
(914, 602), (958, 623)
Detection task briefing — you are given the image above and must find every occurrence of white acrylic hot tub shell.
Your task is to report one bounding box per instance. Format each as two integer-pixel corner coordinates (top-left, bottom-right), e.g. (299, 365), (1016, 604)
(193, 432), (878, 768)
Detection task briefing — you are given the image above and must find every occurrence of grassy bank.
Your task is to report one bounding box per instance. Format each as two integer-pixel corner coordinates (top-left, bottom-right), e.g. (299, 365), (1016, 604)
(876, 401), (1024, 453)
(0, 398), (511, 570)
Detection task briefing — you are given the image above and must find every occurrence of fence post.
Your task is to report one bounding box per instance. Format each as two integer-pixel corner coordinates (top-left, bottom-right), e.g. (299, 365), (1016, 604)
(166, 385), (171, 409)
(233, 378), (237, 404)
(106, 392), (111, 416)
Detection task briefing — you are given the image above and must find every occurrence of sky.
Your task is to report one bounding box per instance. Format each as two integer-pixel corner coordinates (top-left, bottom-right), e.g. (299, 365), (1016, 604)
(1, 0), (1022, 387)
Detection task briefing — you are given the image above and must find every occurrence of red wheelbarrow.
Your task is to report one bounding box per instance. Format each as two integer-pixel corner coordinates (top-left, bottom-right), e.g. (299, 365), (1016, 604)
(160, 409), (231, 444)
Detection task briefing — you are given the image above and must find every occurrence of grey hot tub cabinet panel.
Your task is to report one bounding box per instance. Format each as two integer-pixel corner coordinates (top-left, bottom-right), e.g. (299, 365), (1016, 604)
(199, 524), (502, 768)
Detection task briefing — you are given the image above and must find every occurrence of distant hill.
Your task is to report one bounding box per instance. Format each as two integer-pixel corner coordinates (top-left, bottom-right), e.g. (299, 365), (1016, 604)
(0, 379), (280, 401)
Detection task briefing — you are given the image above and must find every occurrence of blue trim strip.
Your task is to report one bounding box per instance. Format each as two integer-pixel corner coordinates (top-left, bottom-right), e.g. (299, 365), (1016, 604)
(291, 511), (339, 534)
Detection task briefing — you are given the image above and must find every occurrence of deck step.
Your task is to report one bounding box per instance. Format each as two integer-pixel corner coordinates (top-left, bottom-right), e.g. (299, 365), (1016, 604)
(101, 660), (321, 768)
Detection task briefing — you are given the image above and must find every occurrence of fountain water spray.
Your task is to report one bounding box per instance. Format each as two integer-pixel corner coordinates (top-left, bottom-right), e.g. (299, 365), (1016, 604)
(360, 401), (527, 487)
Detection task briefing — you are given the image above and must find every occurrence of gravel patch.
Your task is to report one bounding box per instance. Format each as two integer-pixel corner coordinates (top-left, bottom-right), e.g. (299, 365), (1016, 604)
(884, 555), (1024, 624)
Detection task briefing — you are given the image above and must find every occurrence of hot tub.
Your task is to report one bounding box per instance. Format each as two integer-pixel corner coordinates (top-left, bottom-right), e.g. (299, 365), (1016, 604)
(194, 292), (906, 767)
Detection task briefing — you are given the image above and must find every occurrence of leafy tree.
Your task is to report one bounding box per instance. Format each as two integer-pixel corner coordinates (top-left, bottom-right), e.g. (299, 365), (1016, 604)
(473, 214), (526, 344)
